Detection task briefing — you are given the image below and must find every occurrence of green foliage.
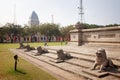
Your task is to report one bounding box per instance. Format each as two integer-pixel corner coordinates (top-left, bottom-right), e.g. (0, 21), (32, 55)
(39, 23), (61, 36)
(105, 24), (120, 27)
(1, 22), (120, 43)
(82, 23), (120, 29)
(83, 23), (103, 29)
(22, 25), (30, 36)
(0, 23), (23, 42)
(22, 23), (61, 38)
(22, 25), (40, 36)
(3, 23), (23, 36)
(0, 27), (6, 37)
(60, 25), (75, 38)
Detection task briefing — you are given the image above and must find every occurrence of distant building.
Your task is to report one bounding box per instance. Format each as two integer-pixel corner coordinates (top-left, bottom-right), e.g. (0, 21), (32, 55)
(28, 11), (39, 27)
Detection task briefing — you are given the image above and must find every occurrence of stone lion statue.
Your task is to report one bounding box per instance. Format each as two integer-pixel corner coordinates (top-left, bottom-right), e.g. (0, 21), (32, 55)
(91, 48), (117, 73)
(24, 45), (35, 52)
(56, 49), (72, 62)
(18, 42), (27, 49)
(34, 46), (48, 56)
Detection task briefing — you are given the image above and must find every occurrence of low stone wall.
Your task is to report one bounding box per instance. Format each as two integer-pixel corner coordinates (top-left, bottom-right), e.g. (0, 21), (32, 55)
(70, 26), (120, 46)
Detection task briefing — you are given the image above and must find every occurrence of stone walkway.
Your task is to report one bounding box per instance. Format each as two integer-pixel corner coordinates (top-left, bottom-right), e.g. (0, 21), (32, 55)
(44, 45), (120, 60)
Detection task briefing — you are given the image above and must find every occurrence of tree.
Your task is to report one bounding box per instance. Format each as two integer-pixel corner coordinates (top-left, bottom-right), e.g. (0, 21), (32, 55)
(3, 23), (23, 43)
(39, 23), (61, 41)
(0, 27), (7, 42)
(83, 23), (103, 29)
(105, 24), (120, 27)
(60, 25), (75, 41)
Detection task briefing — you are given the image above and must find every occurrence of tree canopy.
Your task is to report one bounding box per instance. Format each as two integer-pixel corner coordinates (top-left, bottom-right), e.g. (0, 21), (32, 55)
(39, 23), (61, 36)
(0, 22), (120, 43)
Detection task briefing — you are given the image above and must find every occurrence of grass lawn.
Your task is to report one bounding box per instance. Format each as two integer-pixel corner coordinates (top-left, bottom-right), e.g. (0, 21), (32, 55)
(0, 42), (65, 80)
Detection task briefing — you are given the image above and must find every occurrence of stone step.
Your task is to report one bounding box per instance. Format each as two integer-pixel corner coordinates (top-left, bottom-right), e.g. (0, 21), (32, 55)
(45, 46), (120, 61)
(84, 43), (120, 48)
(70, 53), (94, 62)
(42, 52), (93, 69)
(65, 59), (93, 69)
(29, 51), (120, 79)
(27, 49), (120, 69)
(30, 48), (120, 70)
(15, 49), (99, 80)
(47, 49), (120, 78)
(47, 49), (120, 68)
(82, 69), (120, 79)
(46, 46), (120, 61)
(46, 47), (95, 57)
(38, 52), (120, 80)
(45, 50), (120, 79)
(14, 49), (120, 80)
(71, 52), (120, 68)
(82, 69), (109, 78)
(100, 75), (120, 80)
(48, 49), (94, 62)
(42, 53), (57, 59)
(11, 49), (86, 80)
(110, 73), (120, 78)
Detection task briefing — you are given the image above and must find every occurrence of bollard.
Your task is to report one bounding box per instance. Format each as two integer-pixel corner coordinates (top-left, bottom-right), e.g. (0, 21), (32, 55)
(14, 55), (19, 71)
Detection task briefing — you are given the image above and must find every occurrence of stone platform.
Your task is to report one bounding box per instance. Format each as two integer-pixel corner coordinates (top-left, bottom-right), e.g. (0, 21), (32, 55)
(10, 45), (120, 80)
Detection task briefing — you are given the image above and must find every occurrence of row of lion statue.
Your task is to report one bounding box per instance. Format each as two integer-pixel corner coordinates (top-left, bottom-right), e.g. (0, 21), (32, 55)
(18, 42), (118, 73)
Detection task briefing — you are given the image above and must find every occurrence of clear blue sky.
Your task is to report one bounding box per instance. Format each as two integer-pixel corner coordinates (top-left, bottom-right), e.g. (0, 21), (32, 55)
(0, 0), (120, 27)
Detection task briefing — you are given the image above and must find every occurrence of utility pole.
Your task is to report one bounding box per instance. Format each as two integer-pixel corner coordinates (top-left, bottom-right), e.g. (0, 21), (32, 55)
(78, 0), (84, 23)
(76, 0), (84, 46)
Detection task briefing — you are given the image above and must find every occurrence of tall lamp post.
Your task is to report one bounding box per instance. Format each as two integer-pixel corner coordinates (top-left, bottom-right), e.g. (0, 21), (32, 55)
(75, 22), (84, 46)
